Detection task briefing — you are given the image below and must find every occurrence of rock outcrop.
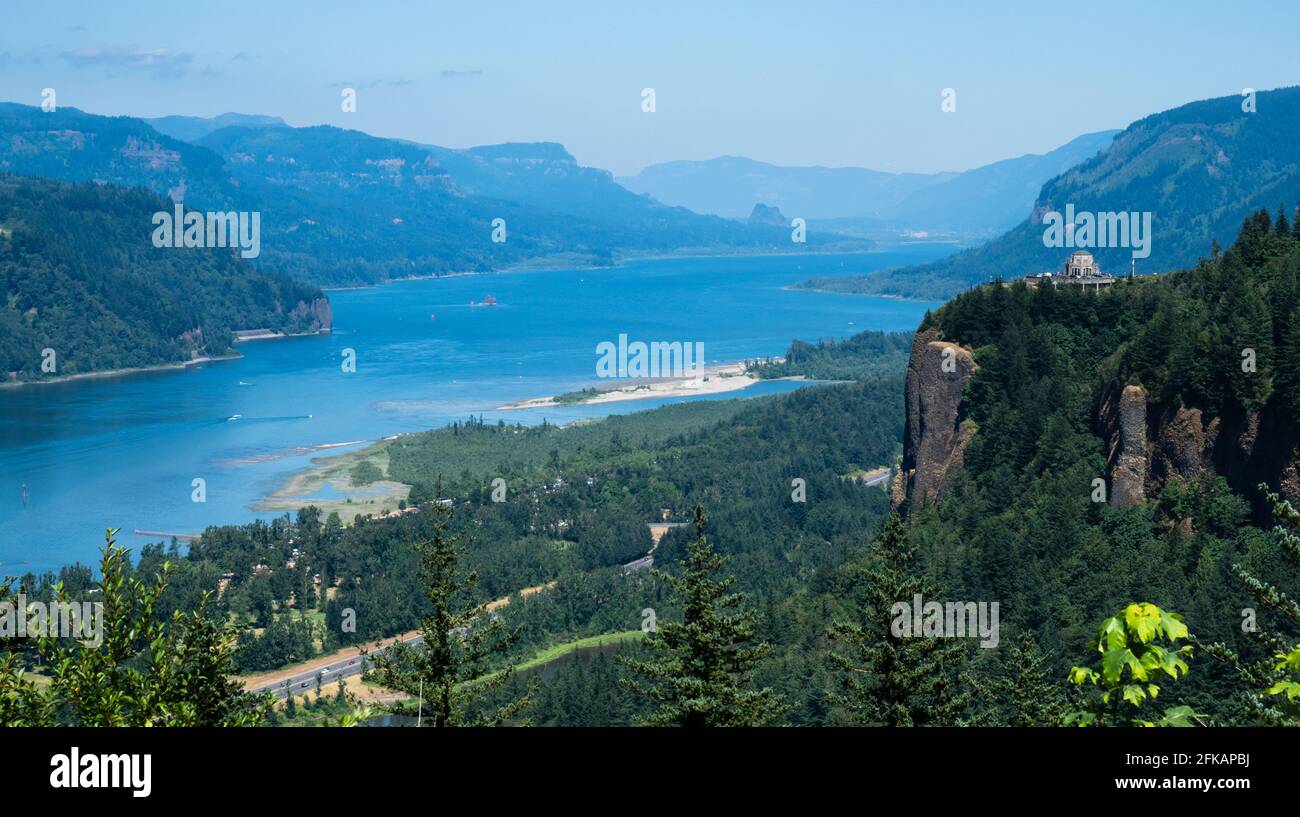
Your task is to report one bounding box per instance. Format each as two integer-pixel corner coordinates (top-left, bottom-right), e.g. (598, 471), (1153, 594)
(747, 203), (788, 227)
(1096, 381), (1300, 512)
(893, 328), (977, 514)
(894, 333), (1300, 516)
(289, 297), (334, 332)
(1151, 405), (1205, 488)
(1099, 384), (1150, 507)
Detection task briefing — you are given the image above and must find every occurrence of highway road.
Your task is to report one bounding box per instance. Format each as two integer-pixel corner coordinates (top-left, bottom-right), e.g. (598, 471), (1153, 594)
(251, 634), (424, 699)
(251, 537), (666, 699)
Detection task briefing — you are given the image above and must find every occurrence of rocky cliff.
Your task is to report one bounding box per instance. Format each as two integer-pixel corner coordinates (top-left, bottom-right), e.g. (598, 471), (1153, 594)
(892, 328), (977, 514)
(895, 335), (1300, 514)
(1095, 383), (1300, 509)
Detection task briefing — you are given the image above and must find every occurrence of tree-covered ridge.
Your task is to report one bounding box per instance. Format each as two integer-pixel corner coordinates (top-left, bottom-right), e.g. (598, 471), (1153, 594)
(0, 103), (243, 208)
(0, 103), (862, 288)
(808, 85), (1300, 299)
(933, 207), (1300, 428)
(0, 174), (327, 381)
(901, 210), (1300, 723)
(751, 329), (913, 381)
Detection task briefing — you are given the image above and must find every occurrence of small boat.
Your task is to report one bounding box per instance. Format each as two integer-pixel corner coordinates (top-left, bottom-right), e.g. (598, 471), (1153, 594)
(227, 414), (242, 421)
(429, 312), (436, 321)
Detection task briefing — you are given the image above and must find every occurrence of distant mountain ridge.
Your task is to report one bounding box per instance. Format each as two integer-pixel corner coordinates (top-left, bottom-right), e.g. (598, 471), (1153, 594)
(0, 105), (858, 287)
(617, 131), (1119, 236)
(146, 112), (287, 143)
(619, 155), (954, 221)
(809, 87), (1300, 299)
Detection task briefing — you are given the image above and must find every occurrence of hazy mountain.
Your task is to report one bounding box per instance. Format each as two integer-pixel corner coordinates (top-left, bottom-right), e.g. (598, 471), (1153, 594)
(876, 130), (1119, 235)
(196, 125), (856, 284)
(0, 103), (858, 287)
(747, 203), (788, 227)
(0, 103), (245, 208)
(806, 87), (1300, 299)
(146, 112), (287, 143)
(618, 155), (953, 220)
(619, 132), (1119, 236)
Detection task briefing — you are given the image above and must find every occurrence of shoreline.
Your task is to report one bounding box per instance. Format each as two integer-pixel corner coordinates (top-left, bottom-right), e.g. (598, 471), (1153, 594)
(0, 354), (239, 390)
(780, 284), (940, 304)
(319, 244), (899, 293)
(0, 328), (331, 390)
(495, 361), (781, 410)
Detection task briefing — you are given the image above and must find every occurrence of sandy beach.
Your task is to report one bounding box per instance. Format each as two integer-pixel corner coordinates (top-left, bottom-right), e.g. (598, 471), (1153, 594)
(496, 361), (789, 410)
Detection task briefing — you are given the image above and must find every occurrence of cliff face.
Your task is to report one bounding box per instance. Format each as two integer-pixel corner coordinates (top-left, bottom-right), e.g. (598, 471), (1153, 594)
(288, 297), (333, 332)
(892, 328), (977, 514)
(1095, 383), (1300, 509)
(895, 333), (1300, 514)
(1098, 384), (1151, 507)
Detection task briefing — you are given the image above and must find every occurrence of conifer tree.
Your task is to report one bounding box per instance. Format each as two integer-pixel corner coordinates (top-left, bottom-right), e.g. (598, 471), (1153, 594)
(984, 631), (1068, 726)
(826, 514), (978, 726)
(1, 530), (269, 726)
(620, 507), (780, 726)
(364, 483), (530, 726)
(1204, 487), (1300, 724)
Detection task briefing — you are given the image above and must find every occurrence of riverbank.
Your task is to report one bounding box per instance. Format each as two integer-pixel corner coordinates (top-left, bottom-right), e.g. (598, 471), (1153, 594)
(0, 327), (331, 390)
(496, 361), (796, 410)
(0, 353), (240, 389)
(320, 245), (892, 292)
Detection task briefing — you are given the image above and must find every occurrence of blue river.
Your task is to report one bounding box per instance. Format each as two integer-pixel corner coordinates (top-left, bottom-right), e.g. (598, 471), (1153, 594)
(0, 247), (948, 574)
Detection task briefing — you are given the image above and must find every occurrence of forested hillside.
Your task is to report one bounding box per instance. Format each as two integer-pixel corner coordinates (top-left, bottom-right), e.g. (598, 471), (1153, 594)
(807, 86), (1300, 299)
(898, 208), (1300, 723)
(0, 104), (858, 288)
(0, 175), (328, 382)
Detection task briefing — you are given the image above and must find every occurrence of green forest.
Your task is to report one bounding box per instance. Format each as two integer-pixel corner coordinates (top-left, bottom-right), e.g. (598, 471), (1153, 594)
(6, 212), (1300, 727)
(0, 174), (327, 381)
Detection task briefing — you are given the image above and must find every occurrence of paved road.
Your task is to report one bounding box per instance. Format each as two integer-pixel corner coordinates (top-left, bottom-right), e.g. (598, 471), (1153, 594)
(861, 467), (893, 488)
(251, 634), (424, 699)
(253, 544), (660, 699)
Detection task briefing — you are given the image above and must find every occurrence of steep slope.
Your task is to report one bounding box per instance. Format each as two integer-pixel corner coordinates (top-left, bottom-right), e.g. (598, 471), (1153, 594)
(617, 131), (1117, 234)
(885, 212), (1300, 715)
(895, 207), (1300, 517)
(879, 130), (1118, 236)
(0, 103), (849, 287)
(0, 103), (245, 208)
(198, 126), (833, 285)
(0, 175), (328, 382)
(820, 87), (1300, 299)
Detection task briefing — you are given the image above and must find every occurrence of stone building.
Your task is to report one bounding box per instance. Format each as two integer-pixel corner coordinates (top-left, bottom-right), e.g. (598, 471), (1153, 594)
(1024, 250), (1116, 290)
(1062, 250), (1100, 278)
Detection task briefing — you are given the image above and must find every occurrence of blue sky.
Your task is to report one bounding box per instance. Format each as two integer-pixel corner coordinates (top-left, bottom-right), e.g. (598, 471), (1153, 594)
(1, 0), (1297, 176)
